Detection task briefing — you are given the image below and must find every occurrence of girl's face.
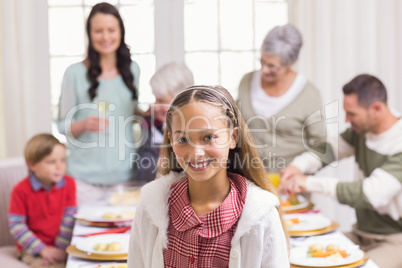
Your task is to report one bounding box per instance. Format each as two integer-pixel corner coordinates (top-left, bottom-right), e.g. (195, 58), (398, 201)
(28, 144), (66, 187)
(168, 101), (238, 183)
(90, 13), (121, 56)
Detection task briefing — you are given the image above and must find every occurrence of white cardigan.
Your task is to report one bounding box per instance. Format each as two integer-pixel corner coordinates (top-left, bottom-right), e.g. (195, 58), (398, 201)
(127, 172), (289, 268)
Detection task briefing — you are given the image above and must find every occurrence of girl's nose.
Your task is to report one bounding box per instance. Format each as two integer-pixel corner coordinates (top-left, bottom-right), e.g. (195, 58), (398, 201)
(194, 146), (205, 158)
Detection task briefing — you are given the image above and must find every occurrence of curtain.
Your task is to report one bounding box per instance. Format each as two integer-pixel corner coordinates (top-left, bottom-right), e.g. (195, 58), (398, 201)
(0, 0), (51, 158)
(0, 0), (5, 158)
(289, 0), (402, 231)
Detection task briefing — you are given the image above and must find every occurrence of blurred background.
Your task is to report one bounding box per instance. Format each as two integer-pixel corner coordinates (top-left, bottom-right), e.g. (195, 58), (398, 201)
(0, 0), (401, 230)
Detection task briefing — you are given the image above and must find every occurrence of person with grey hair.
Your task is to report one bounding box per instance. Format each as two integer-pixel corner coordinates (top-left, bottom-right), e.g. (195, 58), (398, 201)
(134, 62), (194, 183)
(237, 23), (326, 174)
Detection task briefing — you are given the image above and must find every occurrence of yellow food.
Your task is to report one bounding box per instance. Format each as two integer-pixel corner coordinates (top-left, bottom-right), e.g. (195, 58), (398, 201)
(308, 244), (324, 254)
(107, 242), (123, 252)
(118, 211), (135, 219)
(308, 243), (348, 259)
(285, 218), (300, 228)
(326, 244), (340, 252)
(103, 212), (117, 219)
(93, 242), (123, 252)
(312, 250), (348, 258)
(93, 243), (108, 251)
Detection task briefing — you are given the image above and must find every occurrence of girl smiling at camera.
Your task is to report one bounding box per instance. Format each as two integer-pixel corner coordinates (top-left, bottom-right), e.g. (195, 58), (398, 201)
(128, 85), (289, 268)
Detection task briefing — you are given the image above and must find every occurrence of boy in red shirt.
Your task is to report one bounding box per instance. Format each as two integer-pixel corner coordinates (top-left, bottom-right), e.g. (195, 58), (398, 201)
(8, 133), (77, 268)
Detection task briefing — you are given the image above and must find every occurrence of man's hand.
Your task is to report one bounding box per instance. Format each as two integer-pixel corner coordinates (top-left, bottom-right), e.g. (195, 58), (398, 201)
(40, 246), (67, 265)
(280, 175), (308, 195)
(280, 165), (302, 185)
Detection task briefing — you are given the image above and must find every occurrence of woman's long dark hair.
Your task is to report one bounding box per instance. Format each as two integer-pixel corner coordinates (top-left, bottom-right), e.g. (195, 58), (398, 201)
(86, 2), (137, 101)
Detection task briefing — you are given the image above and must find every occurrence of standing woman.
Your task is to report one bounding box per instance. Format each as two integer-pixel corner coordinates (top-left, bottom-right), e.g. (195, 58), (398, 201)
(57, 2), (140, 205)
(237, 24), (326, 172)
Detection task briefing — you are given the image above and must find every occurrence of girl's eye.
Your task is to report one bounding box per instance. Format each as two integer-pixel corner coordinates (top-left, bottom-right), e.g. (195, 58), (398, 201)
(176, 137), (188, 143)
(204, 135), (216, 141)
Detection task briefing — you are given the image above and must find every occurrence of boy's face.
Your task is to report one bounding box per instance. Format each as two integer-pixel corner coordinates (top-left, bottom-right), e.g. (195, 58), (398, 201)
(28, 144), (67, 187)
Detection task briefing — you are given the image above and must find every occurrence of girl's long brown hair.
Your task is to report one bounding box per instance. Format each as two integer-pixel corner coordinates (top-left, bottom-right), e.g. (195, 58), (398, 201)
(158, 85), (288, 241)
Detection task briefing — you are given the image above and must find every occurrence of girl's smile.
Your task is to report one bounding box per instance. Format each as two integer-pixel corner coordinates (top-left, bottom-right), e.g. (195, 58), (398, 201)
(187, 159), (213, 171)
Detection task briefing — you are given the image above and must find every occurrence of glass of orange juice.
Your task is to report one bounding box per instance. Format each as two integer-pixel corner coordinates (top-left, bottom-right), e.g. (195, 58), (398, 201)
(267, 172), (281, 188)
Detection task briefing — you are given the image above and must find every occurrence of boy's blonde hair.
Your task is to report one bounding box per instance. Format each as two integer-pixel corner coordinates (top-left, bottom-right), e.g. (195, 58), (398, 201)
(24, 133), (64, 165)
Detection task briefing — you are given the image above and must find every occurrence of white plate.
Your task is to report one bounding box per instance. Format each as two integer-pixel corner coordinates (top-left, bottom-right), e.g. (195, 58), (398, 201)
(75, 234), (130, 255)
(290, 244), (364, 267)
(284, 213), (332, 232)
(281, 194), (310, 211)
(79, 263), (127, 268)
(74, 207), (136, 223)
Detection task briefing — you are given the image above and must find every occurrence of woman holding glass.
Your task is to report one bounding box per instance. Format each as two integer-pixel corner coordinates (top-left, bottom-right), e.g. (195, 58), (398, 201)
(57, 2), (140, 205)
(237, 24), (326, 176)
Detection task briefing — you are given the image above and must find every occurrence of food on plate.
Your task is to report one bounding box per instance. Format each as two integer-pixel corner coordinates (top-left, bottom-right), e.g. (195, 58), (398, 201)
(327, 252), (343, 263)
(107, 242), (123, 252)
(93, 242), (122, 252)
(307, 243), (348, 259)
(102, 211), (135, 220)
(285, 218), (300, 228)
(281, 194), (301, 207)
(326, 244), (340, 252)
(103, 212), (118, 219)
(118, 210), (135, 219)
(93, 243), (108, 251)
(312, 250), (348, 258)
(308, 244), (324, 254)
(287, 194), (301, 205)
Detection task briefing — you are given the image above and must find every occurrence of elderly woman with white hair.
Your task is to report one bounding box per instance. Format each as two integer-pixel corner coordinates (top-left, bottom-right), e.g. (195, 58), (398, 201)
(134, 62), (194, 183)
(237, 24), (326, 173)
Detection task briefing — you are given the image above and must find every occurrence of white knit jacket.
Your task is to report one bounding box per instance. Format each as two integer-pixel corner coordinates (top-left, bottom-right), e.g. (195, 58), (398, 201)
(127, 172), (289, 268)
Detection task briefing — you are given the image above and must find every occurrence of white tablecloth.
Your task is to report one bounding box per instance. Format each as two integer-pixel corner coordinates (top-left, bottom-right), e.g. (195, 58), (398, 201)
(67, 207), (379, 268)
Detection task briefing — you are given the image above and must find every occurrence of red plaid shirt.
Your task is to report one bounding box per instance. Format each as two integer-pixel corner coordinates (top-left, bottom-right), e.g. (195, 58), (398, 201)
(163, 172), (247, 268)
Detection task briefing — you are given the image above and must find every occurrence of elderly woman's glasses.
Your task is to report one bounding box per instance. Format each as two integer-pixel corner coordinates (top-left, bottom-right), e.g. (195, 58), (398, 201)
(260, 58), (281, 72)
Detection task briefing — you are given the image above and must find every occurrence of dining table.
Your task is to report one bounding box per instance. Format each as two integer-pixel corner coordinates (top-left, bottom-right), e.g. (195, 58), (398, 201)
(66, 203), (380, 268)
(66, 201), (132, 268)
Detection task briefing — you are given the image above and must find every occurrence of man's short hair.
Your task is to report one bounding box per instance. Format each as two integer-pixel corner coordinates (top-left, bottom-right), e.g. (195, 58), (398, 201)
(343, 74), (387, 107)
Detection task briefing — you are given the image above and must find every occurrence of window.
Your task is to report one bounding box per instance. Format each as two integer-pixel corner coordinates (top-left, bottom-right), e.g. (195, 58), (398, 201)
(48, 0), (287, 123)
(184, 0), (288, 98)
